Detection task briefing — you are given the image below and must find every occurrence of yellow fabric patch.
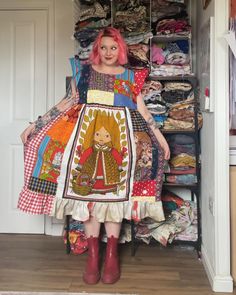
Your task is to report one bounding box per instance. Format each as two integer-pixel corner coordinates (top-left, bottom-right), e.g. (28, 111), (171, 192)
(87, 90), (114, 105)
(131, 196), (156, 202)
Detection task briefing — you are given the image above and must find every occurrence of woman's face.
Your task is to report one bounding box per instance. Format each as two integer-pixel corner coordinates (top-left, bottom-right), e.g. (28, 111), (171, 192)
(98, 36), (119, 66)
(94, 126), (111, 146)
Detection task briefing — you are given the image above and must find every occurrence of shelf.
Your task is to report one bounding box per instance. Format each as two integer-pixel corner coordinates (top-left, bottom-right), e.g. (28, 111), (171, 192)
(161, 129), (196, 134)
(148, 74), (196, 80)
(131, 235), (201, 257)
(152, 34), (191, 42)
(171, 240), (200, 255)
(148, 75), (198, 87)
(163, 183), (199, 190)
(171, 239), (198, 245)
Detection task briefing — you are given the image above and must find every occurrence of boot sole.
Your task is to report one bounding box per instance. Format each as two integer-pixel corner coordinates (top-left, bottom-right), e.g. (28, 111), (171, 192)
(83, 273), (100, 285)
(101, 274), (120, 284)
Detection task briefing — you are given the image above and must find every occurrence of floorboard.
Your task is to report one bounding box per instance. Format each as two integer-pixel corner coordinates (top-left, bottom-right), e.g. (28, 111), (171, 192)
(0, 234), (234, 295)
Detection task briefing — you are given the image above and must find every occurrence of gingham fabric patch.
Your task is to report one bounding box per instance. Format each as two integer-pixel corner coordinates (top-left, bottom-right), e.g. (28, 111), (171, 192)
(129, 109), (149, 132)
(18, 115), (62, 214)
(28, 176), (57, 195)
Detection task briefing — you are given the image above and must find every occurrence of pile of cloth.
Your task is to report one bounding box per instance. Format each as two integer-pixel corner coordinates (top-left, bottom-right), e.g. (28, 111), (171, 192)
(134, 189), (198, 246)
(113, 0), (152, 70)
(161, 80), (202, 130)
(165, 134), (197, 185)
(128, 43), (150, 69)
(155, 17), (191, 36)
(73, 0), (111, 60)
(163, 100), (203, 130)
(63, 218), (88, 254)
(151, 40), (191, 76)
(151, 63), (191, 76)
(142, 80), (168, 128)
(142, 80), (203, 130)
(152, 0), (191, 37)
(150, 0), (192, 77)
(114, 0), (150, 36)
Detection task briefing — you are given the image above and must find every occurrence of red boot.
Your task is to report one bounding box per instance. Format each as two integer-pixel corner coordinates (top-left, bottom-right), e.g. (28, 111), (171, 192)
(83, 236), (100, 284)
(101, 236), (120, 284)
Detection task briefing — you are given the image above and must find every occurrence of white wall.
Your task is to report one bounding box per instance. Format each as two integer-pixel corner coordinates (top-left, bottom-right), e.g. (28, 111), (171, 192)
(197, 0), (216, 272)
(54, 0), (74, 102)
(196, 0), (233, 292)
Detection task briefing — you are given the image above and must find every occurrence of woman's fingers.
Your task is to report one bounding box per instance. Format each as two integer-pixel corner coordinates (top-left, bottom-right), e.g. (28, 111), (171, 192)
(161, 142), (170, 160)
(20, 123), (35, 144)
(20, 130), (28, 144)
(165, 149), (170, 160)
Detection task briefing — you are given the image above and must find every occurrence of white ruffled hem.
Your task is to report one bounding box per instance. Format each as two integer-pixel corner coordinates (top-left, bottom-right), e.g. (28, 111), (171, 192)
(50, 198), (165, 223)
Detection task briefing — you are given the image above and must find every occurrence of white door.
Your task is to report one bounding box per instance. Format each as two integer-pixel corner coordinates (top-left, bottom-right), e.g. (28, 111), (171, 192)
(0, 10), (48, 233)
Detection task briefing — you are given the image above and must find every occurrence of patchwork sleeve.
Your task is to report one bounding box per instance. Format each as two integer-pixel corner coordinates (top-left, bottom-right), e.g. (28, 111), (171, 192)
(134, 68), (149, 96)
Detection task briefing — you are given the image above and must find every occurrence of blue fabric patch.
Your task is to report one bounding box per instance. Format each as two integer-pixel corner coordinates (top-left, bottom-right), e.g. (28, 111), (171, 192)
(117, 68), (135, 83)
(114, 93), (137, 109)
(151, 145), (158, 179)
(69, 57), (81, 86)
(78, 64), (91, 104)
(32, 135), (51, 177)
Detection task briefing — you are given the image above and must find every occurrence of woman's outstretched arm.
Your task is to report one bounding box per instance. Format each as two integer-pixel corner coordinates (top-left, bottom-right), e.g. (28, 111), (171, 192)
(20, 78), (78, 144)
(136, 93), (170, 160)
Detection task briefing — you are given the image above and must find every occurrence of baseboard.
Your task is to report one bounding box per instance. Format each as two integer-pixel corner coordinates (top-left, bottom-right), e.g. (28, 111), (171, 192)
(201, 245), (234, 293)
(44, 216), (64, 236)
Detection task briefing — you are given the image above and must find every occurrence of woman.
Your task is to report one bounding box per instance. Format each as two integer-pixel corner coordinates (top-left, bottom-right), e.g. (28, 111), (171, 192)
(19, 27), (170, 285)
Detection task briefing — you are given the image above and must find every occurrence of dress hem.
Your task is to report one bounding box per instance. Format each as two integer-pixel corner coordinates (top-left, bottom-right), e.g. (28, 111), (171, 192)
(18, 188), (165, 223)
(51, 197), (165, 223)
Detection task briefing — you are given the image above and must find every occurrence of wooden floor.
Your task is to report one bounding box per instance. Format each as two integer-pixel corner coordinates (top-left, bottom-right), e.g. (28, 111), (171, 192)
(0, 234), (235, 295)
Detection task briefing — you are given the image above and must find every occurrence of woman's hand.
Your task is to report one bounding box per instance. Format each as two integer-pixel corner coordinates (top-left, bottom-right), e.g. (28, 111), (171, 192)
(20, 123), (36, 144)
(157, 134), (170, 160)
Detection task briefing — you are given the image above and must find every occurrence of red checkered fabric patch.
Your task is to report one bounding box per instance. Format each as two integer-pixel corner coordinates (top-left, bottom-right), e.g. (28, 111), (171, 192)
(18, 115), (62, 215)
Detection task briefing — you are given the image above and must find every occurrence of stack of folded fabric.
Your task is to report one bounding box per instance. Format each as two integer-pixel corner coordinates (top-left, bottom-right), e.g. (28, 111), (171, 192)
(73, 0), (111, 60)
(165, 134), (197, 185)
(160, 80), (203, 130)
(151, 0), (186, 25)
(155, 17), (191, 37)
(152, 40), (189, 64)
(163, 100), (203, 130)
(151, 39), (191, 76)
(142, 80), (168, 128)
(151, 63), (191, 76)
(152, 0), (191, 37)
(114, 1), (150, 36)
(113, 1), (152, 70)
(150, 0), (192, 76)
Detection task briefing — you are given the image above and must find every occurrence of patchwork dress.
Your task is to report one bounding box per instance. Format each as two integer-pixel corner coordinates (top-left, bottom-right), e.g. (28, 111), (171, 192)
(18, 63), (165, 223)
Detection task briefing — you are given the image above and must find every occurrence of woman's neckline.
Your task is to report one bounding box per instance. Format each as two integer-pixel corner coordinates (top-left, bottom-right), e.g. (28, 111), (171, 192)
(91, 64), (126, 76)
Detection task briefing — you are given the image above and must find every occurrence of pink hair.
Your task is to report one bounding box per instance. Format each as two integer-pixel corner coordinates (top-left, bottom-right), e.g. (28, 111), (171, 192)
(89, 27), (128, 65)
